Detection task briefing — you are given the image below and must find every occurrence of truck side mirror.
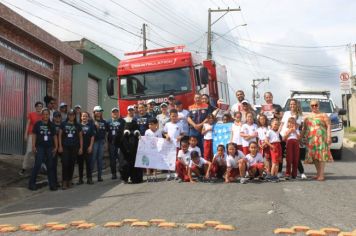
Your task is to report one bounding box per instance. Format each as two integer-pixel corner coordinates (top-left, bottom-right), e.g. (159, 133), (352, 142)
(199, 67), (209, 85)
(338, 109), (346, 116)
(106, 77), (115, 97)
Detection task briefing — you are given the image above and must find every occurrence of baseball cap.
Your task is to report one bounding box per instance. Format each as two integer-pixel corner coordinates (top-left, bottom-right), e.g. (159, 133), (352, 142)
(160, 102), (168, 107)
(68, 109), (75, 115)
(111, 107), (119, 112)
(93, 105), (103, 112)
(168, 95), (175, 100)
(147, 99), (155, 104)
(53, 111), (61, 117)
(59, 102), (67, 107)
(74, 104), (81, 109)
(127, 105), (135, 111)
(241, 99), (249, 104)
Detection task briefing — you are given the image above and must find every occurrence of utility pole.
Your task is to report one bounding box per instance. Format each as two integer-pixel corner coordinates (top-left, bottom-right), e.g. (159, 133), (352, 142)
(207, 7), (241, 60)
(142, 23), (147, 56)
(252, 78), (269, 105)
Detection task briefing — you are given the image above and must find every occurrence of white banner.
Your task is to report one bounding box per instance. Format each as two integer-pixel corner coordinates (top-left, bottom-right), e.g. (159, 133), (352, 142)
(135, 136), (177, 171)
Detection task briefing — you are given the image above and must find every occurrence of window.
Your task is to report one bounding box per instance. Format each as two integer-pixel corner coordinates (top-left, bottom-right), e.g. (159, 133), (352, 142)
(120, 67), (191, 98)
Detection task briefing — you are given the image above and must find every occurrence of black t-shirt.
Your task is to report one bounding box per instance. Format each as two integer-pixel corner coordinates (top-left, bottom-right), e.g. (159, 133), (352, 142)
(32, 120), (56, 148)
(106, 118), (125, 143)
(81, 122), (95, 150)
(94, 119), (107, 141)
(60, 122), (82, 147)
(134, 114), (151, 136)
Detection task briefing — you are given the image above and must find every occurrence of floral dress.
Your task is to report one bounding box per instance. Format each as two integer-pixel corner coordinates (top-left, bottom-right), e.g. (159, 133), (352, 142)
(304, 114), (333, 163)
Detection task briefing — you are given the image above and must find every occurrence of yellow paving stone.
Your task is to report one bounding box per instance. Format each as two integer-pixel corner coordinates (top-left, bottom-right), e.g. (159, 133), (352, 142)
(104, 222), (123, 228)
(149, 219), (166, 224)
(0, 226), (18, 233)
(0, 224), (12, 229)
(157, 222), (178, 228)
(291, 225), (311, 232)
(76, 223), (96, 229)
(186, 223), (206, 230)
(321, 227), (341, 234)
(122, 218), (140, 224)
(22, 225), (42, 232)
(214, 224), (236, 231)
(204, 220), (222, 227)
(20, 223), (35, 229)
(51, 224), (70, 231)
(70, 220), (87, 226)
(273, 228), (296, 234)
(305, 230), (327, 236)
(131, 221), (151, 227)
(45, 222), (61, 228)
(337, 232), (355, 236)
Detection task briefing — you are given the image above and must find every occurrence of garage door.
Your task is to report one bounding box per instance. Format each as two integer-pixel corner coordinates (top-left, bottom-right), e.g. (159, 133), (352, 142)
(87, 76), (99, 113)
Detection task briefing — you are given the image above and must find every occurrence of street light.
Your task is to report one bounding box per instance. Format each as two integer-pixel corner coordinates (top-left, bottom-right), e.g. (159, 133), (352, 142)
(213, 23), (247, 43)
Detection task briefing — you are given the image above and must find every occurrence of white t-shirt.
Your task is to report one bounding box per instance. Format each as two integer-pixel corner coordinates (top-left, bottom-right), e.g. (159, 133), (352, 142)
(189, 146), (201, 157)
(231, 123), (242, 145)
(177, 149), (191, 165)
(266, 129), (280, 143)
(226, 151), (245, 168)
(189, 157), (207, 168)
(241, 123), (258, 147)
(246, 152), (264, 167)
(257, 127), (268, 142)
(178, 109), (189, 134)
(230, 102), (242, 114)
(213, 153), (227, 166)
(280, 111), (303, 138)
(157, 113), (170, 131)
(163, 122), (184, 147)
(144, 129), (162, 138)
(203, 123), (213, 140)
(286, 129), (300, 140)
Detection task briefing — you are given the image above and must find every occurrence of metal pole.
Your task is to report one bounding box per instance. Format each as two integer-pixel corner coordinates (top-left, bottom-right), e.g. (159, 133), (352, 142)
(143, 23), (147, 56)
(207, 9), (212, 60)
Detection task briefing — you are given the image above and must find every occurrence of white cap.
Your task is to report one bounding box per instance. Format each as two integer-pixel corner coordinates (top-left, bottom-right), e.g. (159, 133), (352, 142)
(147, 99), (155, 104)
(93, 105), (103, 112)
(241, 99), (249, 104)
(127, 105), (135, 111)
(160, 102), (168, 107)
(74, 104), (81, 109)
(59, 102), (67, 107)
(111, 107), (119, 112)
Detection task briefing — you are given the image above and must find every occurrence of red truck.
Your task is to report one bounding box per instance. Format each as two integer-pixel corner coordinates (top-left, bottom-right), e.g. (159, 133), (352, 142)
(107, 45), (230, 116)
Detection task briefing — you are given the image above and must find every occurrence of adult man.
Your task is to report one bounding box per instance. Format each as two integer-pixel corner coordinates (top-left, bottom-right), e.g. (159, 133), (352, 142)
(261, 92), (283, 122)
(74, 104), (82, 124)
(59, 102), (68, 122)
(146, 99), (159, 118)
(230, 90), (246, 113)
(167, 95), (176, 111)
(187, 93), (208, 153)
(46, 97), (56, 121)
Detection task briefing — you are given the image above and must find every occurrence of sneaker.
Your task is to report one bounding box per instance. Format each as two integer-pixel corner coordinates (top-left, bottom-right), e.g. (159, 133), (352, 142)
(98, 178), (103, 182)
(146, 176), (151, 183)
(18, 169), (25, 176)
(111, 174), (117, 180)
(165, 175), (171, 181)
(77, 179), (84, 185)
(285, 175), (290, 180)
(177, 179), (183, 183)
(301, 173), (307, 180)
(277, 173), (283, 178)
(87, 179), (94, 185)
(240, 177), (248, 184)
(271, 176), (280, 182)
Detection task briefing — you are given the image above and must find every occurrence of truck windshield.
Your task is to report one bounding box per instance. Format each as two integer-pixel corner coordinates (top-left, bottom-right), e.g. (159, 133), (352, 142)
(119, 67), (191, 98)
(285, 98), (333, 113)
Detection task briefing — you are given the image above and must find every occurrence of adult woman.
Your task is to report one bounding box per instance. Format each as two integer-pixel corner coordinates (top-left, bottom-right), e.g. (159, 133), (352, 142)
(302, 100), (333, 181)
(279, 99), (307, 179)
(156, 103), (170, 131)
(240, 100), (256, 124)
(92, 105), (107, 182)
(201, 94), (215, 114)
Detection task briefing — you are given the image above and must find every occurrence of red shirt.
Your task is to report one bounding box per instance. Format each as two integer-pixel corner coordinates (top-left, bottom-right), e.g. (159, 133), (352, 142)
(27, 112), (42, 134)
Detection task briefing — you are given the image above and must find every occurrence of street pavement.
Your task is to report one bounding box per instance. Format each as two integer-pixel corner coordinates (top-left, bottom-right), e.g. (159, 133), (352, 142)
(0, 147), (355, 235)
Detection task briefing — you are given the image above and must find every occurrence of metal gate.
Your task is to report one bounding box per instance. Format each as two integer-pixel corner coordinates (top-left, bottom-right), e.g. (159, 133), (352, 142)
(87, 76), (99, 113)
(0, 61), (46, 155)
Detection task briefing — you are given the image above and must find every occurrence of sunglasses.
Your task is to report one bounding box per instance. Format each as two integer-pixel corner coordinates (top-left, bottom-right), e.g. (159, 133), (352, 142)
(310, 104), (318, 107)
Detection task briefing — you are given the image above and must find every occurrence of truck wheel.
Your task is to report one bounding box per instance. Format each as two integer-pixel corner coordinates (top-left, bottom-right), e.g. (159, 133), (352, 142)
(331, 148), (343, 160)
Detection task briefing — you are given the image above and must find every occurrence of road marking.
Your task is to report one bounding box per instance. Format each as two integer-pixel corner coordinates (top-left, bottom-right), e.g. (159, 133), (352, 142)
(305, 229), (326, 236)
(122, 218), (139, 224)
(291, 225), (310, 232)
(0, 226), (18, 232)
(51, 224), (69, 231)
(131, 221), (151, 227)
(149, 219), (166, 224)
(157, 222), (178, 228)
(70, 220), (87, 226)
(103, 221), (123, 227)
(186, 223), (206, 230)
(320, 227), (341, 234)
(215, 224), (236, 231)
(204, 220), (222, 227)
(76, 223), (96, 229)
(274, 228), (296, 235)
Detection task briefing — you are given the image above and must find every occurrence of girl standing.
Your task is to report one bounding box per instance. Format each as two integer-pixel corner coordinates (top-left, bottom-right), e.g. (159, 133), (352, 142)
(92, 106), (107, 182)
(201, 114), (214, 161)
(283, 117), (300, 179)
(240, 112), (258, 155)
(230, 111), (243, 151)
(265, 119), (282, 181)
(257, 114), (271, 175)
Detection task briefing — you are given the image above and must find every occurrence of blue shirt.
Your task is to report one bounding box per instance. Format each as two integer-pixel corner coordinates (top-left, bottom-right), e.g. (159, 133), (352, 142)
(134, 114), (151, 136)
(106, 118), (125, 143)
(60, 121), (81, 147)
(81, 122), (95, 150)
(32, 120), (56, 148)
(94, 119), (107, 141)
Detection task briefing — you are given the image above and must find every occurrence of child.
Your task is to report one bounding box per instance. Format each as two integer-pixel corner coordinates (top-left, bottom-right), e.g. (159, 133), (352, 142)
(58, 109), (83, 189)
(210, 144), (227, 179)
(230, 111), (243, 151)
(240, 112), (258, 155)
(188, 151), (212, 183)
(257, 114), (271, 175)
(145, 118), (163, 182)
(201, 114), (214, 161)
(245, 142), (265, 179)
(265, 118), (282, 181)
(78, 112), (95, 185)
(284, 117), (300, 179)
(163, 109), (185, 181)
(188, 136), (201, 157)
(176, 139), (191, 182)
(225, 143), (248, 184)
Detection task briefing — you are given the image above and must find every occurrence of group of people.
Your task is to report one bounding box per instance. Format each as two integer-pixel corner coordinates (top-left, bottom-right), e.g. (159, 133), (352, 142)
(23, 90), (333, 190)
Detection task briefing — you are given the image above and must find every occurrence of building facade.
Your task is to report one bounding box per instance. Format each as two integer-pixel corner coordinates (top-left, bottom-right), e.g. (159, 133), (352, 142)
(67, 38), (119, 118)
(0, 3), (82, 155)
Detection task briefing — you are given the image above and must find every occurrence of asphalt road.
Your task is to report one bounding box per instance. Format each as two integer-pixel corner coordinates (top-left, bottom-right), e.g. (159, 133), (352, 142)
(0, 147), (355, 235)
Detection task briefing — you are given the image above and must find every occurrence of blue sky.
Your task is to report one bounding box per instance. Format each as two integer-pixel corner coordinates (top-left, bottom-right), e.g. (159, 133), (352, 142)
(2, 0), (355, 106)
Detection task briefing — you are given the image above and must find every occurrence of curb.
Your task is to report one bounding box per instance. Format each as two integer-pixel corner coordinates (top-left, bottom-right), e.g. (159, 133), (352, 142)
(343, 138), (356, 149)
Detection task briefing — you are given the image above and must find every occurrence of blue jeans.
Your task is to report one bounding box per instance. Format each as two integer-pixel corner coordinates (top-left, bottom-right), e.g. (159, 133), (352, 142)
(189, 128), (204, 155)
(92, 139), (105, 179)
(109, 143), (119, 176)
(29, 146), (56, 190)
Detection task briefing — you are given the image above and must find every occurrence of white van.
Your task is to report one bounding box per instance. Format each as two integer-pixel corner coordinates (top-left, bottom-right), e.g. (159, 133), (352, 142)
(283, 90), (346, 160)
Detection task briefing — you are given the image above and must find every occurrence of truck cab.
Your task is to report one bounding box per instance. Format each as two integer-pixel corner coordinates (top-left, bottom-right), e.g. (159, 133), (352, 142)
(283, 90), (346, 160)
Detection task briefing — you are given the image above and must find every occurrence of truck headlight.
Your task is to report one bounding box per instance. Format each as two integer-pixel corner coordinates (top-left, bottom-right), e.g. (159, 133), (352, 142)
(331, 122), (343, 131)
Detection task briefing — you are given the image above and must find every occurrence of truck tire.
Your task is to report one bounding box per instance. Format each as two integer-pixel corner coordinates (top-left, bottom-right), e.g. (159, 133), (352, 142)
(331, 148), (343, 160)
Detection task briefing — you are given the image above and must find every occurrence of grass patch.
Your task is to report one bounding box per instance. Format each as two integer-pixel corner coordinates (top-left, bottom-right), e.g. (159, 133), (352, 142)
(350, 137), (356, 142)
(345, 126), (356, 133)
